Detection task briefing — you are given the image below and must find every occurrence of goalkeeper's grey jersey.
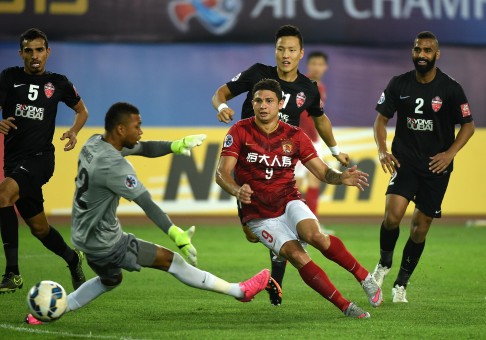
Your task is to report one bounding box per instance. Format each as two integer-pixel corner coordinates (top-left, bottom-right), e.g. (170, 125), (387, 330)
(71, 134), (147, 255)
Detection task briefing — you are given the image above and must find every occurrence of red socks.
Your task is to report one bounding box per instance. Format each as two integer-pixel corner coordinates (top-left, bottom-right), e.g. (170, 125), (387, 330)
(305, 187), (320, 215)
(298, 260), (350, 311)
(322, 235), (368, 282)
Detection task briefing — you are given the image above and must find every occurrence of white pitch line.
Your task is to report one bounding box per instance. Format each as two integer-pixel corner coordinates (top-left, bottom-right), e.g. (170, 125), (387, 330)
(0, 323), (149, 340)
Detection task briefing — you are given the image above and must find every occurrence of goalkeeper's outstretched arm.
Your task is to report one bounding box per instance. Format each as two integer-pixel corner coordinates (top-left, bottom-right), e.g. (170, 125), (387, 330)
(134, 191), (198, 266)
(121, 140), (172, 157)
(121, 134), (207, 158)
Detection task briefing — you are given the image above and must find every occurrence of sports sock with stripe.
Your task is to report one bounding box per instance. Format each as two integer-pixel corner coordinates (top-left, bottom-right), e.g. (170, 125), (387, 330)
(298, 260), (350, 311)
(321, 235), (368, 282)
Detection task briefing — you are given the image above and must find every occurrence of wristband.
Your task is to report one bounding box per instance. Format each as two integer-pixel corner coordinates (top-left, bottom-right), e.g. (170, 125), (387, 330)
(329, 145), (341, 156)
(218, 103), (229, 113)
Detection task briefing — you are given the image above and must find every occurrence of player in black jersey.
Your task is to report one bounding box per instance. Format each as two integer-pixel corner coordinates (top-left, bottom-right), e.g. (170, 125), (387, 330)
(372, 31), (475, 303)
(212, 25), (350, 306)
(0, 28), (88, 293)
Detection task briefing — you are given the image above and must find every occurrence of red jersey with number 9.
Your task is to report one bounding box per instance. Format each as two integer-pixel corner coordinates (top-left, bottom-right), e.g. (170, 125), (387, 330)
(221, 117), (318, 223)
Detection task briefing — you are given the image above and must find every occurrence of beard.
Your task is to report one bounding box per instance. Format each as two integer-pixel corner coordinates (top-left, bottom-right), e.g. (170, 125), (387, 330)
(413, 54), (436, 74)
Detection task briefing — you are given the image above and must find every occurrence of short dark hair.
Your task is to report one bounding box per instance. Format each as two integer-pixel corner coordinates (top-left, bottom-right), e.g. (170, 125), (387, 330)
(252, 79), (283, 101)
(307, 51), (328, 63)
(104, 102), (140, 131)
(275, 25), (303, 49)
(415, 31), (439, 49)
(19, 28), (48, 50)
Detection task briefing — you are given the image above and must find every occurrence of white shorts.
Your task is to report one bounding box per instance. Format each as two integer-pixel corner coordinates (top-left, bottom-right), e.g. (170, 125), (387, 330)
(294, 140), (325, 178)
(246, 200), (317, 257)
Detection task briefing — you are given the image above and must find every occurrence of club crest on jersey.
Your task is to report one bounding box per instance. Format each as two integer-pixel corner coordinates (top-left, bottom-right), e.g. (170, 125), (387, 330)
(281, 139), (294, 154)
(461, 103), (471, 117)
(296, 92), (306, 108)
(125, 175), (138, 189)
(224, 134), (233, 147)
(44, 82), (55, 99)
(431, 96), (442, 112)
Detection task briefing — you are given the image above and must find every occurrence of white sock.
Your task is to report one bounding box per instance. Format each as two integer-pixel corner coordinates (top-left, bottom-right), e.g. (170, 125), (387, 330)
(168, 252), (243, 299)
(66, 277), (117, 312)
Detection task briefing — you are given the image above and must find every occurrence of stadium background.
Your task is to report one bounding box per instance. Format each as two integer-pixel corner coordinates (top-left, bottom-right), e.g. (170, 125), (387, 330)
(0, 0), (485, 218)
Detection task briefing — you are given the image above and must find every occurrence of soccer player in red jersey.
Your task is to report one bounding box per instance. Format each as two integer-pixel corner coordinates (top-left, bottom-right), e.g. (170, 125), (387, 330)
(216, 79), (383, 318)
(212, 25), (349, 305)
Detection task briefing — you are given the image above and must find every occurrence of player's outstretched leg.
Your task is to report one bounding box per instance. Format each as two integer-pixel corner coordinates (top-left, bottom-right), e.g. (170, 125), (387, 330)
(26, 276), (119, 325)
(319, 235), (383, 307)
(298, 260), (370, 318)
(269, 250), (286, 306)
(168, 252), (273, 302)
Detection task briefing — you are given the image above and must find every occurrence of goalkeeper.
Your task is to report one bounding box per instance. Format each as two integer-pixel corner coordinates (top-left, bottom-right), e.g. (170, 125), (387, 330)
(25, 102), (280, 324)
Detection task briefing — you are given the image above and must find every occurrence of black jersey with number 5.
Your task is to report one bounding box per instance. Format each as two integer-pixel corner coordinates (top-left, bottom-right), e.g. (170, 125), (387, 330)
(226, 63), (323, 127)
(375, 68), (473, 176)
(0, 66), (81, 167)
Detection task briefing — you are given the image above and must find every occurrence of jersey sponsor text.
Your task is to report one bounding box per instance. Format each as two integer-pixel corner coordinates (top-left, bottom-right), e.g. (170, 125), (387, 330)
(15, 103), (44, 120)
(246, 152), (292, 167)
(407, 117), (433, 131)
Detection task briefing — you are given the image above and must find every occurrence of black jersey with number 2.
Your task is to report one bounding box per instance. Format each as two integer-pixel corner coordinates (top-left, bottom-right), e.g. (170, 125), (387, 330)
(0, 66), (81, 167)
(226, 63), (323, 127)
(375, 68), (473, 176)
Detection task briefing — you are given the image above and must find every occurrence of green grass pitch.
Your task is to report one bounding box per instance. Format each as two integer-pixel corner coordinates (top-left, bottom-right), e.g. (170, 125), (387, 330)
(0, 222), (485, 339)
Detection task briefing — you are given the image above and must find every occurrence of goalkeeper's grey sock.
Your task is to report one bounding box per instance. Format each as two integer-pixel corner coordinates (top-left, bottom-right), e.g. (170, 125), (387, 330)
(168, 252), (242, 298)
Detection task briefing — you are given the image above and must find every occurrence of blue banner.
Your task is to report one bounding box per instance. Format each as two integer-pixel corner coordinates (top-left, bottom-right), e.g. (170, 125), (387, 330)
(1, 42), (485, 127)
(1, 0), (486, 45)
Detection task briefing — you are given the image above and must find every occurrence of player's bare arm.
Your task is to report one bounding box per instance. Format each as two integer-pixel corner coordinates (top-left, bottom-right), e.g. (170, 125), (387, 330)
(305, 157), (369, 191)
(216, 155), (253, 204)
(0, 117), (17, 135)
(312, 114), (350, 166)
(212, 84), (236, 124)
(429, 121), (475, 174)
(374, 113), (400, 173)
(61, 99), (88, 151)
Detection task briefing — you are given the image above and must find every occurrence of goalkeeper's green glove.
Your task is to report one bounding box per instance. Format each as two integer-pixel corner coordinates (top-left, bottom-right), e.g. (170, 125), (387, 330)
(171, 134), (207, 156)
(168, 225), (198, 266)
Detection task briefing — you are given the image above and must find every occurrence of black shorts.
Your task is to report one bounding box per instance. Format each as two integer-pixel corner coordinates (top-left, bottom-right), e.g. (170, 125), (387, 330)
(4, 152), (55, 219)
(385, 162), (450, 218)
